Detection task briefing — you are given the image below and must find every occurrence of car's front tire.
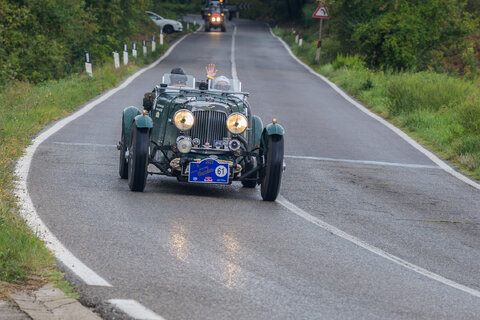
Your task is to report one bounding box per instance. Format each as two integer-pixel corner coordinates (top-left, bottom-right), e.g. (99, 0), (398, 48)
(221, 24), (227, 32)
(128, 123), (149, 192)
(260, 135), (284, 201)
(163, 25), (174, 34)
(205, 22), (210, 32)
(119, 115), (128, 179)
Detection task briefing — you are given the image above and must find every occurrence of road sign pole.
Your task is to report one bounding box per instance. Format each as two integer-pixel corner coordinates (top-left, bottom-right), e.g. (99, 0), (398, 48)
(315, 19), (323, 63)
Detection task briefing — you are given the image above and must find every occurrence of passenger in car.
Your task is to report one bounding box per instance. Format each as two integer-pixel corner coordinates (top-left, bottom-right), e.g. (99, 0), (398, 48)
(205, 63), (231, 91)
(213, 76), (231, 91)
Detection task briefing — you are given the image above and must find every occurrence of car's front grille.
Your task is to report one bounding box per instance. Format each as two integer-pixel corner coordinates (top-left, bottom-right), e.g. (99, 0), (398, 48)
(191, 110), (227, 145)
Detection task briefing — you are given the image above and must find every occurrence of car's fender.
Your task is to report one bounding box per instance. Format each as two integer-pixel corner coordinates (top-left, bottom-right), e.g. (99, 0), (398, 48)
(122, 107), (141, 147)
(264, 122), (285, 136)
(261, 121), (285, 155)
(251, 115), (263, 151)
(134, 114), (154, 129)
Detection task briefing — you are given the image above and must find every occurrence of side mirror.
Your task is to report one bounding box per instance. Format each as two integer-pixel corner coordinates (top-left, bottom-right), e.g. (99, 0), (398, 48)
(143, 92), (155, 111)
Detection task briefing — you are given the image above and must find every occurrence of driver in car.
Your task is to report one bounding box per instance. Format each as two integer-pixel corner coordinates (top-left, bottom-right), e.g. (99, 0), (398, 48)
(170, 67), (188, 86)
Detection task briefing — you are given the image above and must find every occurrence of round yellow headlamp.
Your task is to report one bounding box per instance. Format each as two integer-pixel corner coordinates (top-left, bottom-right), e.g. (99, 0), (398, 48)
(174, 110), (194, 131)
(226, 113), (248, 134)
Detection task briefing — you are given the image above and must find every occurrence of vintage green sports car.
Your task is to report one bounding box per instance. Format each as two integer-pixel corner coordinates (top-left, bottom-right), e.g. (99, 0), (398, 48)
(117, 73), (285, 201)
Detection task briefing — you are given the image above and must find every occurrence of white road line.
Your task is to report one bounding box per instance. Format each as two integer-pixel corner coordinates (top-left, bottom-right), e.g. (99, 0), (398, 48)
(285, 155), (440, 169)
(231, 25), (238, 81)
(277, 195), (480, 299)
(14, 32), (194, 287)
(108, 300), (165, 320)
(269, 27), (480, 192)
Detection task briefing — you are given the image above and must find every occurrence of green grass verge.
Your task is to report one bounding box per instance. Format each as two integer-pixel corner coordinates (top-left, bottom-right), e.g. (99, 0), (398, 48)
(273, 27), (480, 180)
(0, 25), (196, 297)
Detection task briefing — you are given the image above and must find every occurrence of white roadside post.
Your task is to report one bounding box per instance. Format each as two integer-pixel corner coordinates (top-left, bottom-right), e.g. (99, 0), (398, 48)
(113, 52), (120, 69)
(187, 22), (190, 30)
(160, 29), (164, 46)
(84, 51), (92, 77)
(152, 35), (156, 52)
(123, 43), (128, 66)
(299, 34), (303, 47)
(142, 40), (147, 57)
(132, 42), (137, 58)
(295, 31), (299, 44)
(313, 1), (330, 63)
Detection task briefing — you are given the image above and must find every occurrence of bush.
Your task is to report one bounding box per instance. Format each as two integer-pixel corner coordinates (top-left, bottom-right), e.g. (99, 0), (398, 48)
(318, 38), (342, 65)
(456, 135), (480, 154)
(386, 72), (475, 115)
(457, 94), (480, 135)
(332, 54), (366, 71)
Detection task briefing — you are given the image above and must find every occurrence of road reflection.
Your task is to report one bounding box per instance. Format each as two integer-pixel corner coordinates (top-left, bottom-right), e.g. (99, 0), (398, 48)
(168, 221), (189, 263)
(222, 233), (243, 289)
(167, 222), (245, 289)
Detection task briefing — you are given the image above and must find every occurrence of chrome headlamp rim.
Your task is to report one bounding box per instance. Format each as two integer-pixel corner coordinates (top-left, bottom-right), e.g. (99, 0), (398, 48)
(226, 112), (248, 134)
(173, 109), (194, 131)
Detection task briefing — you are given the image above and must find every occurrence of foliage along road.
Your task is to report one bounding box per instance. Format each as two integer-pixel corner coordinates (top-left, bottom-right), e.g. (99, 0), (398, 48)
(23, 18), (480, 319)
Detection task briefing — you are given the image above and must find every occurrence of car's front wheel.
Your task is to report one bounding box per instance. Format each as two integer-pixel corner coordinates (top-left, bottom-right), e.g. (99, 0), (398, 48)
(260, 135), (284, 201)
(128, 123), (149, 192)
(163, 25), (174, 34)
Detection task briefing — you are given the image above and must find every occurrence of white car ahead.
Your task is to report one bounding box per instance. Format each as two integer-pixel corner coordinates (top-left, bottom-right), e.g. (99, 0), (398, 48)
(146, 11), (183, 34)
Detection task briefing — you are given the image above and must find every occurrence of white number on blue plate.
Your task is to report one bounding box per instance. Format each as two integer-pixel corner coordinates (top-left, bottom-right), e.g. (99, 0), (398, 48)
(215, 166), (228, 177)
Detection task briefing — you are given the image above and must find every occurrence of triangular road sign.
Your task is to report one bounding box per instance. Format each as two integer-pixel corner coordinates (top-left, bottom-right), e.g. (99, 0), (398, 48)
(313, 6), (329, 19)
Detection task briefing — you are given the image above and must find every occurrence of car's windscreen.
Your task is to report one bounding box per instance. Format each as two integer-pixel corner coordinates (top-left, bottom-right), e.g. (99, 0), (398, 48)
(208, 78), (241, 92)
(162, 73), (196, 88)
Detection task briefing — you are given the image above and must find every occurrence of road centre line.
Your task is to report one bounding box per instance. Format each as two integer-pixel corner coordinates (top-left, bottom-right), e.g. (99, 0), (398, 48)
(107, 300), (165, 320)
(269, 27), (480, 192)
(276, 195), (480, 299)
(285, 155), (440, 169)
(231, 25), (238, 81)
(264, 27), (480, 299)
(14, 32), (195, 287)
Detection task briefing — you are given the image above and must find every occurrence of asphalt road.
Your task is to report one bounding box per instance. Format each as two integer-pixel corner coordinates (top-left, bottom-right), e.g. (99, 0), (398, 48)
(27, 19), (480, 319)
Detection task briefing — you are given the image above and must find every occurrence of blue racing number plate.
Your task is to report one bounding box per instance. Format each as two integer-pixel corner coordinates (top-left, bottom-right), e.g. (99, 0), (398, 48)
(188, 159), (229, 184)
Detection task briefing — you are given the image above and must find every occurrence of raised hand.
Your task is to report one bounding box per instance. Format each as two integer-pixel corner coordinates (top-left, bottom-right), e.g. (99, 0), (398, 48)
(205, 63), (218, 78)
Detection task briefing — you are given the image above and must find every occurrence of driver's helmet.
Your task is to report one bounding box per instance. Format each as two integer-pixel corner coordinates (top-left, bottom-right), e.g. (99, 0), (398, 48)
(213, 76), (231, 91)
(170, 67), (188, 86)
